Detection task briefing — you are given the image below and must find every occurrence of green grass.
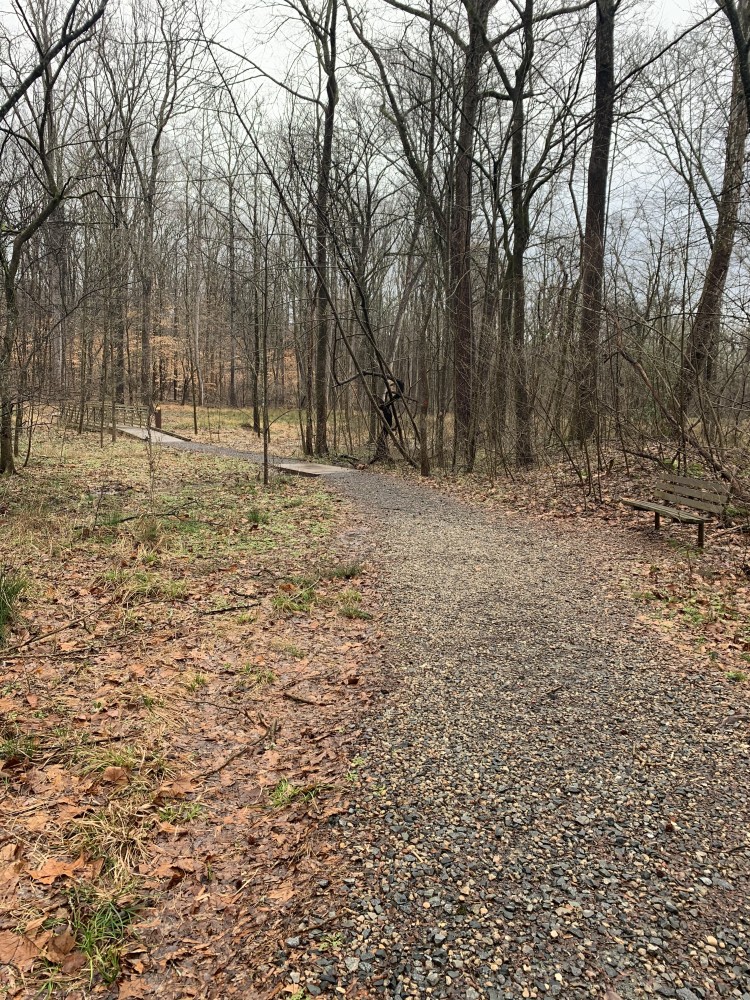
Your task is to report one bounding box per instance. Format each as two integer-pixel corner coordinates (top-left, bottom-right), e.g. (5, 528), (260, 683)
(727, 670), (748, 683)
(241, 666), (276, 686)
(76, 744), (139, 773)
(339, 589), (372, 620)
(134, 516), (161, 547)
(68, 888), (137, 985)
(186, 672), (208, 692)
(269, 638), (306, 658)
(632, 590), (658, 601)
(269, 779), (320, 808)
(158, 801), (205, 823)
(247, 506), (270, 525)
(346, 755), (366, 783)
(0, 729), (37, 763)
(101, 567), (187, 604)
(272, 580), (317, 614)
(329, 560), (363, 580)
(74, 741), (168, 780)
(0, 568), (26, 642)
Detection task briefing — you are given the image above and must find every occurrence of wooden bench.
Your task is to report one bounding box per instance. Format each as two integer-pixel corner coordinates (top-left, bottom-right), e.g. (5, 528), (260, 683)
(621, 474), (729, 548)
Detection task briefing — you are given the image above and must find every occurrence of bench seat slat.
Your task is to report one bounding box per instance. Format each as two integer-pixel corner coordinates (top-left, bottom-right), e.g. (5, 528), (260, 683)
(652, 489), (725, 515)
(621, 498), (706, 524)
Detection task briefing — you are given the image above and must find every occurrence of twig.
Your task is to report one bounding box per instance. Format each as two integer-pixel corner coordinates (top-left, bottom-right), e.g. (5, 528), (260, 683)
(202, 602), (260, 616)
(530, 684), (564, 705)
(716, 524), (750, 537)
(198, 722), (276, 780)
(714, 712), (749, 730)
(283, 691), (333, 707)
(4, 616), (89, 653)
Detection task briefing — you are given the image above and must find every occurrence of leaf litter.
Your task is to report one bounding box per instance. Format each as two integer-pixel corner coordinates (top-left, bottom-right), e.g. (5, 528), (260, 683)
(0, 429), (382, 997)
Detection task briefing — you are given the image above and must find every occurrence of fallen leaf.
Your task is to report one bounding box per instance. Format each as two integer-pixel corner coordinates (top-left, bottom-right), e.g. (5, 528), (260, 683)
(100, 765), (130, 786)
(26, 812), (50, 832)
(50, 927), (76, 958)
(27, 853), (85, 885)
(158, 774), (196, 797)
(267, 883), (294, 903)
(0, 931), (41, 971)
(61, 951), (87, 974)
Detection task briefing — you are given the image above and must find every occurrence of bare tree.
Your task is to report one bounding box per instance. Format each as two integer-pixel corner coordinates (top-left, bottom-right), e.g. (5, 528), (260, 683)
(573, 0), (619, 441)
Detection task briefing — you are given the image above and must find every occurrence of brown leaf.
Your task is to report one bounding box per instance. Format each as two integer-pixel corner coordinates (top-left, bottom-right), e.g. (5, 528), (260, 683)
(157, 774), (196, 798)
(0, 930), (41, 971)
(268, 883), (294, 903)
(0, 843), (20, 862)
(61, 951), (88, 974)
(26, 812), (51, 832)
(101, 765), (130, 786)
(50, 927), (76, 958)
(118, 980), (149, 999)
(27, 853), (85, 885)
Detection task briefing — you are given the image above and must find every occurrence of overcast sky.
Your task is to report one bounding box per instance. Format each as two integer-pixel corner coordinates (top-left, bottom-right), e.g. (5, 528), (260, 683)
(646, 0), (698, 28)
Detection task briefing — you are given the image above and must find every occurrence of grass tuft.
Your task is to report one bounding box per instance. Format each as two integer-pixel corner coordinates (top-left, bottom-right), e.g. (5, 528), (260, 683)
(242, 666), (276, 686)
(272, 580), (317, 614)
(269, 778), (321, 808)
(101, 567), (187, 604)
(247, 506), (270, 525)
(158, 801), (205, 823)
(68, 887), (137, 985)
(0, 568), (26, 642)
(329, 560), (363, 580)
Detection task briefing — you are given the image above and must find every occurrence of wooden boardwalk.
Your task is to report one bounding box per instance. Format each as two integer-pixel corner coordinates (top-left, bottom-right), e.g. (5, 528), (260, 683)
(118, 426), (352, 476)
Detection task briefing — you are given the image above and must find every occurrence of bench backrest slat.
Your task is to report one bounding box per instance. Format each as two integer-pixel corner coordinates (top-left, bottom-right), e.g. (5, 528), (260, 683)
(662, 473), (729, 497)
(654, 474), (729, 516)
(653, 489), (725, 514)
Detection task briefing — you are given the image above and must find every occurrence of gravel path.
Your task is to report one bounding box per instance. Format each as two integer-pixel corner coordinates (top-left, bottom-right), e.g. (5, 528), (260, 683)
(282, 469), (750, 1000)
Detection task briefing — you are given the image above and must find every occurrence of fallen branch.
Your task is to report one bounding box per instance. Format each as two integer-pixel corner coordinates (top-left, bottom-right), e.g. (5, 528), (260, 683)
(283, 691), (334, 707)
(5, 615), (90, 653)
(716, 524), (750, 537)
(202, 602), (260, 616)
(198, 720), (277, 780)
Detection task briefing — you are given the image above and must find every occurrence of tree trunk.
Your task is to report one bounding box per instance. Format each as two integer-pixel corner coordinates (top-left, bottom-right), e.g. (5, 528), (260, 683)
(573, 0), (617, 442)
(1, 278), (18, 474)
(449, 0), (497, 469)
(678, 50), (748, 411)
(510, 7), (534, 467)
(314, 0), (339, 455)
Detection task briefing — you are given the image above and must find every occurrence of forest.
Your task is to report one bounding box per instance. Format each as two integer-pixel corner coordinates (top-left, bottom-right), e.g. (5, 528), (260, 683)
(3, 4), (750, 996)
(2, 0), (750, 483)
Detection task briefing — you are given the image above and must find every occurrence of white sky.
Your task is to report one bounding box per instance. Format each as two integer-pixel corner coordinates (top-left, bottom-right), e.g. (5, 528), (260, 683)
(646, 0), (699, 29)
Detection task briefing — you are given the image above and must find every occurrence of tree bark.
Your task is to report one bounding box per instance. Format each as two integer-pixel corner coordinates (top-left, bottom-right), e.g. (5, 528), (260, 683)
(314, 0), (339, 455)
(573, 0), (617, 442)
(678, 50), (748, 411)
(510, 3), (534, 467)
(449, 0), (498, 469)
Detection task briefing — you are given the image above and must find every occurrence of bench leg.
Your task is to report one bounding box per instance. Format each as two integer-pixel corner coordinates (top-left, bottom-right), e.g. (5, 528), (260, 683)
(654, 511), (660, 531)
(698, 522), (705, 548)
